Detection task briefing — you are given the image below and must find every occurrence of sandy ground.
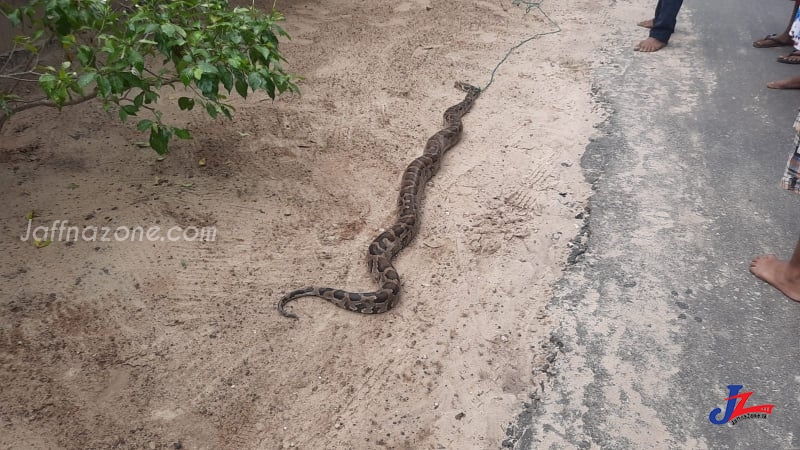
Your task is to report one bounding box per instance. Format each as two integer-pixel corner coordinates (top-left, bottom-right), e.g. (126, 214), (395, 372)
(0, 0), (626, 448)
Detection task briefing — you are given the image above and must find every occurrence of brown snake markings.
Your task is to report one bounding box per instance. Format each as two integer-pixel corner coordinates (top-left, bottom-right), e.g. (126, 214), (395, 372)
(278, 82), (481, 319)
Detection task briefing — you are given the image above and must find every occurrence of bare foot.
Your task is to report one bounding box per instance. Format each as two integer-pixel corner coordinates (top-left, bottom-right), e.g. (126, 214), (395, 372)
(750, 255), (800, 302)
(767, 75), (800, 89)
(635, 37), (667, 52)
(638, 18), (654, 29)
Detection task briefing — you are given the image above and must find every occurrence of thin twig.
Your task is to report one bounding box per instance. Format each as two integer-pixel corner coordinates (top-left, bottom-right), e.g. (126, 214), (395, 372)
(0, 43), (20, 73)
(0, 75), (40, 82)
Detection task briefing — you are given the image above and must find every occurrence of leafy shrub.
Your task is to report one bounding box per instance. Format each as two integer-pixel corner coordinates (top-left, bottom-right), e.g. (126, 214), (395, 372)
(1, 0), (300, 154)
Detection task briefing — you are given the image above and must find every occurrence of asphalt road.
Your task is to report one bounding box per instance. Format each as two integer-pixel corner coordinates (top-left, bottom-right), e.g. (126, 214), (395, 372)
(513, 1), (800, 448)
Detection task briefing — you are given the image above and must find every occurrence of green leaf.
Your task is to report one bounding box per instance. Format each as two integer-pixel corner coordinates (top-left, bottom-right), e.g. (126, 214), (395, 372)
(144, 90), (158, 104)
(247, 72), (263, 90)
(173, 128), (192, 139)
(60, 34), (77, 49)
(160, 23), (177, 37)
(31, 29), (43, 43)
(219, 69), (233, 93)
(96, 76), (111, 98)
(122, 104), (138, 116)
(149, 126), (170, 155)
(76, 72), (97, 89)
(138, 38), (158, 45)
(178, 97), (195, 110)
(133, 92), (144, 108)
(179, 67), (194, 86)
(128, 50), (145, 72)
(119, 104), (138, 122)
(197, 61), (218, 75)
(77, 45), (95, 66)
(253, 46), (272, 63)
(204, 102), (219, 119)
(173, 25), (187, 38)
(274, 24), (290, 38)
(265, 77), (276, 99)
(227, 56), (244, 70)
(39, 73), (58, 94)
(220, 105), (232, 120)
(196, 76), (216, 98)
(33, 239), (52, 249)
(7, 9), (21, 27)
(234, 78), (248, 98)
(136, 119), (153, 132)
(108, 75), (125, 93)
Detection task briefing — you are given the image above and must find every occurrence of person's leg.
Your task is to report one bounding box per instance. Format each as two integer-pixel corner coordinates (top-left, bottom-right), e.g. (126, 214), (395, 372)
(649, 0), (683, 44)
(777, 12), (800, 62)
(767, 74), (800, 89)
(751, 111), (800, 302)
(750, 237), (800, 302)
(753, 0), (800, 47)
(635, 0), (683, 52)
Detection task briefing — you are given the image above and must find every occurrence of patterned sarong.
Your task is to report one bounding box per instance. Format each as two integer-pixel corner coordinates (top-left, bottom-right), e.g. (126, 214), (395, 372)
(780, 109), (800, 193)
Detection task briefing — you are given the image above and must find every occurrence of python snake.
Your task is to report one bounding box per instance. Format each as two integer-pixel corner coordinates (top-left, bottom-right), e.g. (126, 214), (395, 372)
(278, 82), (481, 319)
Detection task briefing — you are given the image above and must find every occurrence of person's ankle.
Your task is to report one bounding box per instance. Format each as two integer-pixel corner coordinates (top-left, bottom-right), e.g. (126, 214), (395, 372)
(786, 266), (800, 281)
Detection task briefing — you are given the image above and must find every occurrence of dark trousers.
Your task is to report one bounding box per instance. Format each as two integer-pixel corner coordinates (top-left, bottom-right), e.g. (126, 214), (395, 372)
(649, 0), (684, 44)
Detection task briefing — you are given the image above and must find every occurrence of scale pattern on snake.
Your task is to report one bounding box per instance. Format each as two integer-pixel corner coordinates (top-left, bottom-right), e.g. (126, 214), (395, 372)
(278, 82), (481, 319)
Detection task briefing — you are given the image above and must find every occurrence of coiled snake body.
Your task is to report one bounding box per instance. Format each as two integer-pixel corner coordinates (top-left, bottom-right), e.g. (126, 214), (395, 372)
(278, 82), (481, 319)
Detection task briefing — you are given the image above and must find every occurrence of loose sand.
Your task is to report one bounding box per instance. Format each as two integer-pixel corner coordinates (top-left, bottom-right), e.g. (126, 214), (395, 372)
(0, 0), (639, 447)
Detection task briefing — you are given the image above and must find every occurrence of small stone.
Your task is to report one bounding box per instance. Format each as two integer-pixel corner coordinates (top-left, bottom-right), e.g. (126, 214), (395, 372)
(148, 442), (156, 450)
(455, 412), (465, 420)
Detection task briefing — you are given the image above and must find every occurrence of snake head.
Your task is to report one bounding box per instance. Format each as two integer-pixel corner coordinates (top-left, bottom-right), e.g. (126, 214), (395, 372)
(454, 81), (481, 95)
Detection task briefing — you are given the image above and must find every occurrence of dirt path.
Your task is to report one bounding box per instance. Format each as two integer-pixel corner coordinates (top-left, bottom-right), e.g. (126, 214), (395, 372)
(0, 0), (613, 448)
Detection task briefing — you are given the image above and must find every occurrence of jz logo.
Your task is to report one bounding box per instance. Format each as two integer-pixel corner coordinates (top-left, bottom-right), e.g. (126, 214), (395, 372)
(709, 385), (775, 425)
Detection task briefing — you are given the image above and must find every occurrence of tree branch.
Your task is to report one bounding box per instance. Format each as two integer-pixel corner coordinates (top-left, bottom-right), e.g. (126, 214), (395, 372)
(0, 89), (98, 132)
